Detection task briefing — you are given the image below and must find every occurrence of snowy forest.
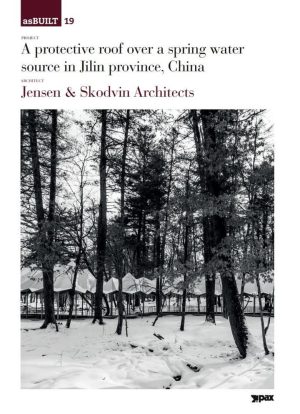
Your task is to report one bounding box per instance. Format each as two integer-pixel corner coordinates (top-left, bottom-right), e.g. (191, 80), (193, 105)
(21, 109), (274, 389)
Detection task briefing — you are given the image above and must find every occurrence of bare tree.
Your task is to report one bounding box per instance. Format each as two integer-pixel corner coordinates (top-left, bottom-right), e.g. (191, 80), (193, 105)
(93, 110), (108, 324)
(27, 110), (58, 331)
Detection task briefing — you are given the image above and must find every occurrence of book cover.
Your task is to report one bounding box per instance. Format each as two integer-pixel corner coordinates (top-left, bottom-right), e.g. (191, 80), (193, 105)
(1, 0), (299, 412)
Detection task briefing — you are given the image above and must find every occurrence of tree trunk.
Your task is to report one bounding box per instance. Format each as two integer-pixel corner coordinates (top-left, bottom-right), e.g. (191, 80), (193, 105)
(47, 110), (57, 248)
(41, 110), (58, 330)
(161, 129), (176, 265)
(180, 286), (187, 331)
(264, 288), (274, 335)
(240, 223), (250, 304)
(93, 110), (107, 324)
(180, 169), (191, 331)
(203, 217), (215, 323)
(116, 276), (124, 334)
(28, 110), (58, 331)
(152, 210), (163, 327)
(116, 110), (130, 335)
(221, 267), (248, 357)
(66, 252), (81, 328)
(191, 110), (215, 323)
(255, 273), (269, 355)
(240, 273), (246, 305)
(40, 268), (57, 330)
(154, 211), (161, 316)
(200, 110), (248, 357)
(66, 148), (86, 328)
(205, 274), (216, 323)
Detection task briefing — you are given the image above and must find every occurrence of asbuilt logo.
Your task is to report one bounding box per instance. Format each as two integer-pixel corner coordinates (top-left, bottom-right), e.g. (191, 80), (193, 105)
(251, 395), (274, 403)
(21, 0), (61, 26)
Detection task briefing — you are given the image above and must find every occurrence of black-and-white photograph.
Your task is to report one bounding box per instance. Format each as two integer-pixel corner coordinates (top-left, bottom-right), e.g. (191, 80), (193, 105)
(21, 109), (274, 389)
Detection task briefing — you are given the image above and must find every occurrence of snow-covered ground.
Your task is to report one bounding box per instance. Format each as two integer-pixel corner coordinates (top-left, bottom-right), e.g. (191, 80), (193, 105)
(21, 315), (274, 389)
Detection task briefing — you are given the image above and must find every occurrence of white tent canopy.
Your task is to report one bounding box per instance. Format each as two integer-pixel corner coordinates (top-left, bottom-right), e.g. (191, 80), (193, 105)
(21, 266), (273, 296)
(235, 277), (273, 295)
(20, 267), (158, 295)
(21, 265), (96, 294)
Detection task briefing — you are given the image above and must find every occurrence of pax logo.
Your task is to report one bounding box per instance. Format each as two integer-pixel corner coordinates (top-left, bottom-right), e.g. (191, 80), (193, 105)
(251, 395), (274, 403)
(21, 0), (61, 26)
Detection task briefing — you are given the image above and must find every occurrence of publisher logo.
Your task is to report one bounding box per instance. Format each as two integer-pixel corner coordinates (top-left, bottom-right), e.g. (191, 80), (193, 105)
(251, 395), (274, 403)
(21, 0), (61, 26)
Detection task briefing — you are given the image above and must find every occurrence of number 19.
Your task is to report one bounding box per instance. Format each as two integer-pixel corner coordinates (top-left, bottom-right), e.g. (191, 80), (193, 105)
(64, 18), (74, 24)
